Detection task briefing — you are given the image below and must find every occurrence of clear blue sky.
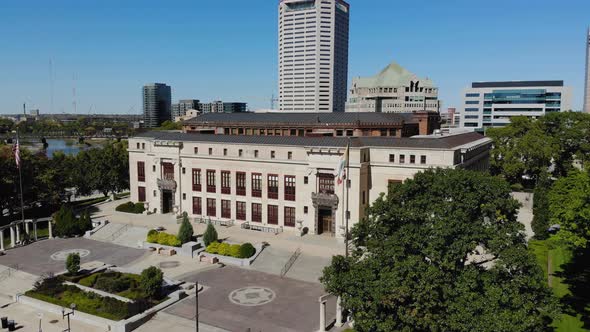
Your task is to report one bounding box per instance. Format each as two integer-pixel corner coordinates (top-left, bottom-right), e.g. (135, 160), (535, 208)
(1, 0), (588, 114)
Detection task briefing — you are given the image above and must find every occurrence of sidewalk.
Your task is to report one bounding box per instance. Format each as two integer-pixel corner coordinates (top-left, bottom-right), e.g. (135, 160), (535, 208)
(0, 302), (104, 332)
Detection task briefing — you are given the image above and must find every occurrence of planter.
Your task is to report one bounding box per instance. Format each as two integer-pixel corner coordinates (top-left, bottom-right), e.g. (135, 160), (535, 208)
(142, 241), (201, 258)
(200, 243), (265, 267)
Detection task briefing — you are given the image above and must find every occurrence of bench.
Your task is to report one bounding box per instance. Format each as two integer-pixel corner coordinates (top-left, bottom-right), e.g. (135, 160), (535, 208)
(194, 217), (234, 228)
(241, 222), (283, 235)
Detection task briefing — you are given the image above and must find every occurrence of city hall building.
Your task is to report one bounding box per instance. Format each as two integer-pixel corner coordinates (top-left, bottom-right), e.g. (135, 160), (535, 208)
(129, 131), (491, 238)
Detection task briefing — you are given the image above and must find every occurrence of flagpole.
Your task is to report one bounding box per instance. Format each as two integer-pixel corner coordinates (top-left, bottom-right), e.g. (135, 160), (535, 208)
(344, 138), (350, 258)
(17, 129), (25, 224)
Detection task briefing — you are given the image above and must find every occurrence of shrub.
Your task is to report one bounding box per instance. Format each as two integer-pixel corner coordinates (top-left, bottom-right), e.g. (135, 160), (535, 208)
(66, 253), (81, 275)
(140, 266), (163, 299)
(510, 183), (524, 192)
(146, 232), (181, 247)
(239, 243), (256, 258)
(202, 222), (218, 246)
(53, 205), (79, 237)
(206, 242), (220, 254)
(217, 242), (231, 256)
(229, 244), (241, 258)
(177, 214), (194, 244)
(116, 202), (144, 214)
(78, 210), (93, 234)
(78, 273), (99, 287)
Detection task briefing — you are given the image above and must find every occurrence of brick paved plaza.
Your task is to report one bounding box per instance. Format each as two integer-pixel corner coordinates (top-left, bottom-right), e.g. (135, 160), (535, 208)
(0, 237), (147, 275)
(167, 266), (337, 332)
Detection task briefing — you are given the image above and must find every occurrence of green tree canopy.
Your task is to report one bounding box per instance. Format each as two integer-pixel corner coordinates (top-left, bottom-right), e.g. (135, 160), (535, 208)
(203, 222), (218, 246)
(177, 213), (194, 244)
(66, 253), (81, 275)
(548, 170), (590, 248)
(140, 266), (164, 299)
(321, 168), (558, 332)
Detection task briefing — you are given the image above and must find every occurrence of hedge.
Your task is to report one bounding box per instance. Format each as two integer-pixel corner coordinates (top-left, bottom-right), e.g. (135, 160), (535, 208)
(147, 231), (181, 247)
(206, 242), (256, 259)
(116, 202), (145, 214)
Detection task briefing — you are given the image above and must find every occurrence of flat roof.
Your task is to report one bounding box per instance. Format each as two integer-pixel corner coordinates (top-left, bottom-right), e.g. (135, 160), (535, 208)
(134, 131), (488, 150)
(471, 81), (564, 88)
(183, 112), (424, 126)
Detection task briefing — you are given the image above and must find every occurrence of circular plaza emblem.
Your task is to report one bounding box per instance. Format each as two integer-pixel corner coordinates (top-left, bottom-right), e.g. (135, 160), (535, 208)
(228, 286), (276, 307)
(50, 249), (91, 261)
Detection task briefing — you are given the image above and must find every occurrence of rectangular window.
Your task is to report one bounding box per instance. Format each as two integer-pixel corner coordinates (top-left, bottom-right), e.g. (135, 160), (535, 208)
(208, 148), (213, 155)
(138, 186), (146, 202)
(223, 148), (228, 156)
(410, 155), (416, 164)
(268, 174), (279, 199)
(254, 150), (259, 158)
(285, 175), (296, 201)
(162, 162), (174, 180)
(137, 162), (145, 182)
(221, 200), (231, 219)
(236, 172), (246, 196)
(318, 173), (335, 194)
(465, 93), (480, 98)
(192, 169), (201, 191)
(221, 171), (231, 194)
(288, 151), (293, 160)
(399, 155), (405, 164)
(252, 173), (262, 197)
(389, 154), (395, 163)
(236, 201), (246, 221)
(465, 100), (479, 104)
(284, 207), (295, 227)
(268, 205), (278, 225)
(252, 203), (262, 223)
(421, 155), (427, 164)
(271, 151), (276, 159)
(304, 176), (308, 184)
(194, 147), (198, 154)
(239, 149), (243, 157)
(207, 170), (216, 193)
(207, 198), (216, 217)
(192, 197), (202, 215)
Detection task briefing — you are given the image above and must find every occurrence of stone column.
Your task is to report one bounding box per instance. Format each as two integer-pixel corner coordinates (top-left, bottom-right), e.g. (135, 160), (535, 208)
(318, 299), (327, 332)
(15, 224), (20, 244)
(33, 222), (38, 241)
(10, 227), (15, 248)
(335, 296), (343, 327)
(0, 230), (4, 251)
(25, 222), (30, 235)
(48, 221), (53, 239)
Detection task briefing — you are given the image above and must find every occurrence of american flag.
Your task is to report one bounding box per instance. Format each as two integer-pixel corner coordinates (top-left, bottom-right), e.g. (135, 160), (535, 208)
(13, 138), (20, 169)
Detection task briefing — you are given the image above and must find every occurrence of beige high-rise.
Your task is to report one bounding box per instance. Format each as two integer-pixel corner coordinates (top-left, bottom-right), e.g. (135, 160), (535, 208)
(278, 0), (350, 113)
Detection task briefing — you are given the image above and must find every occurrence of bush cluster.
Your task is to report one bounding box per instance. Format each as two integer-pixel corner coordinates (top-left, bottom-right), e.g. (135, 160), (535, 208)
(53, 206), (93, 238)
(147, 231), (181, 247)
(116, 202), (145, 214)
(206, 242), (256, 259)
(202, 223), (218, 246)
(177, 213), (194, 244)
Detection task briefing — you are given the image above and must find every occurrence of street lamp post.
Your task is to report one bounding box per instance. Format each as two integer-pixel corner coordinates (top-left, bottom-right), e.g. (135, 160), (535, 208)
(62, 303), (76, 332)
(195, 281), (199, 332)
(37, 312), (43, 332)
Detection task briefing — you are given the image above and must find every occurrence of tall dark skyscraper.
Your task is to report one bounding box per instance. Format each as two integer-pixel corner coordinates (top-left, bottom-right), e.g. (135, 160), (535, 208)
(143, 83), (172, 128)
(584, 27), (590, 113)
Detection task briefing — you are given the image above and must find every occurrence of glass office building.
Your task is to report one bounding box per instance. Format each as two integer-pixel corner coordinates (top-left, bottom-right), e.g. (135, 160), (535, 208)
(460, 81), (572, 132)
(143, 83), (172, 128)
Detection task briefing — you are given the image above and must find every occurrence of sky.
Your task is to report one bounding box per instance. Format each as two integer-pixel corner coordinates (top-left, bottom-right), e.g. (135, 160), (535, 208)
(0, 0), (589, 114)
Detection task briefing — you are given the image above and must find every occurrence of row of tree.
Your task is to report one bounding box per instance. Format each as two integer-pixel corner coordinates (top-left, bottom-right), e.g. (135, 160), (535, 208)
(0, 140), (129, 223)
(487, 112), (590, 186)
(0, 117), (137, 137)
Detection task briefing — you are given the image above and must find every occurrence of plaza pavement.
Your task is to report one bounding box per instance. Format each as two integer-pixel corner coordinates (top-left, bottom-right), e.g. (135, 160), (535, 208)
(0, 237), (147, 276)
(0, 302), (104, 332)
(167, 266), (337, 332)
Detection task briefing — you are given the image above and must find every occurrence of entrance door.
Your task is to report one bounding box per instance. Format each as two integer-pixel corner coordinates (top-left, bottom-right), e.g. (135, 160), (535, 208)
(318, 208), (333, 236)
(162, 190), (173, 214)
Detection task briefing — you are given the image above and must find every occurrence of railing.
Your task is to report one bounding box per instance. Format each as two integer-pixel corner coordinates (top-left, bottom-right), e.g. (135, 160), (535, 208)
(163, 173), (175, 181)
(280, 247), (301, 278)
(108, 224), (129, 242)
(241, 222), (283, 235)
(192, 184), (201, 192)
(207, 185), (216, 193)
(221, 187), (231, 195)
(268, 190), (278, 199)
(252, 189), (262, 198)
(194, 217), (234, 227)
(236, 187), (246, 196)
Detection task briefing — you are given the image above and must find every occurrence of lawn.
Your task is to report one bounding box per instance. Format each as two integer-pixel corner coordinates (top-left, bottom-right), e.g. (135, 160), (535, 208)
(77, 271), (146, 300)
(529, 238), (590, 331)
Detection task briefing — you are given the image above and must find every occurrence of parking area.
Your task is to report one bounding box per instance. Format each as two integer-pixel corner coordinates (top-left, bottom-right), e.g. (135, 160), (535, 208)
(0, 237), (147, 276)
(167, 266), (336, 332)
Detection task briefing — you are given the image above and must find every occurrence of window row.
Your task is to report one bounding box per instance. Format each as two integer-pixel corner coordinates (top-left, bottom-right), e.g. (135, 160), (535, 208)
(192, 198), (296, 227)
(194, 146), (294, 160)
(192, 169), (296, 201)
(388, 154), (427, 165)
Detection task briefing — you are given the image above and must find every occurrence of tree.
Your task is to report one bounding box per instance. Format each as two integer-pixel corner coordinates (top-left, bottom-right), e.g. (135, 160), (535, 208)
(532, 174), (552, 240)
(66, 253), (80, 275)
(157, 121), (182, 131)
(140, 266), (164, 299)
(202, 222), (218, 246)
(78, 209), (93, 234)
(548, 170), (590, 248)
(177, 213), (194, 244)
(53, 205), (78, 237)
(73, 141), (129, 197)
(321, 169), (558, 332)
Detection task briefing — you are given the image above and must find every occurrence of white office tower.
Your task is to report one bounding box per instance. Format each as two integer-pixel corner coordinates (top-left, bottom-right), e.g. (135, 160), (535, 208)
(584, 27), (590, 113)
(278, 0), (350, 112)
